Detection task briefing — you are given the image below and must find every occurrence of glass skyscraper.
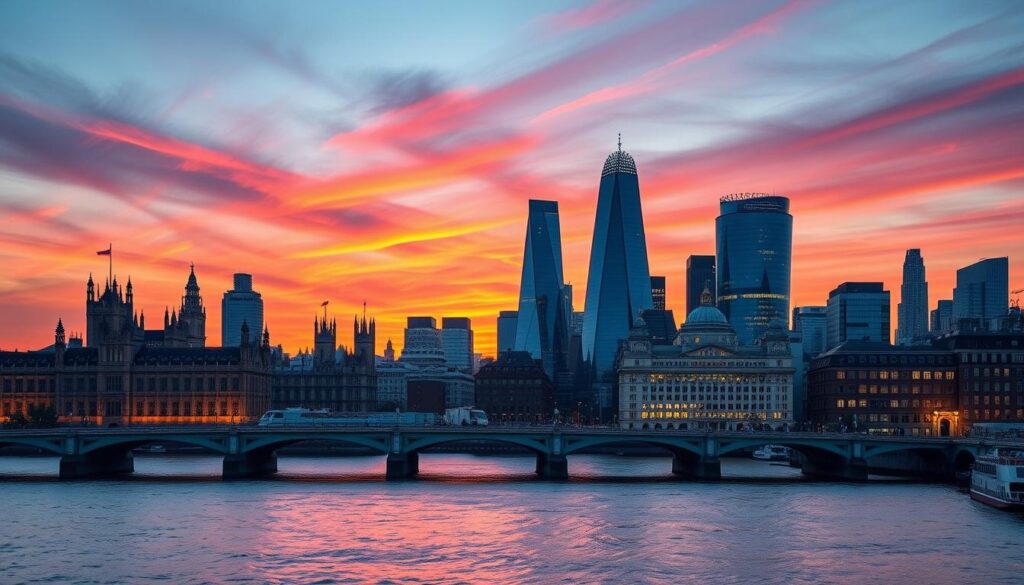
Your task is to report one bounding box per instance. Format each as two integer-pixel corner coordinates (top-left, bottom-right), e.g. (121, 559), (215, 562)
(221, 273), (263, 346)
(514, 199), (569, 379)
(685, 255), (716, 315)
(952, 257), (1008, 329)
(496, 310), (518, 354)
(826, 282), (891, 348)
(582, 143), (653, 385)
(715, 194), (792, 346)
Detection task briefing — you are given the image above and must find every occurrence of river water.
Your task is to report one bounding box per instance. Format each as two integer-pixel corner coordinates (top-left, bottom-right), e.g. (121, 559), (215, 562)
(1, 454), (1021, 585)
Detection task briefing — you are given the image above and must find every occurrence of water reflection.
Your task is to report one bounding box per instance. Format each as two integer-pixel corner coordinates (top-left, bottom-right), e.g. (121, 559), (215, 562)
(1, 455), (1022, 584)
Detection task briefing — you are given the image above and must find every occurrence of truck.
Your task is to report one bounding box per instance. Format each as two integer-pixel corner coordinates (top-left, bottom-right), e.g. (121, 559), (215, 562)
(443, 407), (489, 426)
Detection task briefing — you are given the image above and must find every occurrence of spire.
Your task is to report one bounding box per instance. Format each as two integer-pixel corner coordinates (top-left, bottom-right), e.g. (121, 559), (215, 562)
(55, 318), (66, 345)
(618, 132), (622, 153)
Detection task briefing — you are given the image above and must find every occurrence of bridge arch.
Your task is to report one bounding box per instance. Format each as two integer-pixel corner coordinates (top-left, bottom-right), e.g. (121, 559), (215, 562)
(561, 435), (704, 457)
(402, 433), (549, 455)
(716, 438), (849, 460)
(240, 433), (390, 456)
(0, 437), (66, 456)
(78, 434), (229, 456)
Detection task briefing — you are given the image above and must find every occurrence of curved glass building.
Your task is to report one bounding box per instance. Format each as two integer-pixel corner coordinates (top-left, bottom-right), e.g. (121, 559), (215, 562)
(514, 199), (569, 379)
(715, 194), (792, 346)
(582, 144), (653, 384)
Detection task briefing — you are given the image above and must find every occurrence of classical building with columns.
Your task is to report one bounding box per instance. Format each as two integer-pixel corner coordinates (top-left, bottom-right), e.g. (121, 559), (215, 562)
(1, 268), (273, 426)
(618, 290), (795, 430)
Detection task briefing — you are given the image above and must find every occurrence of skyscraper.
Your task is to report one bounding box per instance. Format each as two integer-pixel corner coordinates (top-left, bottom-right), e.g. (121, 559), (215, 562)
(953, 257), (1009, 329)
(826, 282), (891, 348)
(513, 199), (569, 379)
(896, 249), (928, 345)
(685, 255), (716, 315)
(582, 139), (653, 390)
(222, 273), (263, 347)
(496, 310), (518, 354)
(400, 317), (446, 366)
(441, 317), (474, 372)
(716, 194), (792, 346)
(792, 306), (827, 357)
(650, 276), (666, 310)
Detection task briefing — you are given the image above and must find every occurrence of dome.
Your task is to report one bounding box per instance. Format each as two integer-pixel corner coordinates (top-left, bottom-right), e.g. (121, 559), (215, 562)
(685, 305), (728, 324)
(601, 150), (637, 177)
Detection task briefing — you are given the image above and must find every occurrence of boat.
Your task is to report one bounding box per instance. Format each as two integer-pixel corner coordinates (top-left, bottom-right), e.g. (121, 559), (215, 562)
(969, 448), (1024, 509)
(752, 445), (791, 461)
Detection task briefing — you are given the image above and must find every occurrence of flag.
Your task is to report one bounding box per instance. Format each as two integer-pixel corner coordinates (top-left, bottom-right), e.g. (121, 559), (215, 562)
(321, 300), (329, 307)
(97, 247), (111, 256)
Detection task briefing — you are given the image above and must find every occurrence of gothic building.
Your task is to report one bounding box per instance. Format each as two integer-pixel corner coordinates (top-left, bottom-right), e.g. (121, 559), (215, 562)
(1, 267), (273, 426)
(270, 311), (377, 413)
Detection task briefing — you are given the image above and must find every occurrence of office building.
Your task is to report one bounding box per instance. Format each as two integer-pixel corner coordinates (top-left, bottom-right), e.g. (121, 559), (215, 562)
(715, 194), (792, 346)
(496, 310), (518, 353)
(826, 282), (891, 348)
(792, 306), (828, 358)
(582, 140), (653, 401)
(685, 255), (716, 315)
(650, 276), (666, 311)
(221, 273), (263, 347)
(400, 317), (446, 366)
(896, 249), (929, 345)
(513, 200), (570, 379)
(474, 351), (554, 424)
(953, 257), (1009, 330)
(441, 317), (474, 372)
(931, 300), (953, 334)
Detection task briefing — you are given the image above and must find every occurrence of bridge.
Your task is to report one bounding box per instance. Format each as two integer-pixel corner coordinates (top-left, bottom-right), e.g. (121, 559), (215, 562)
(0, 426), (1018, 481)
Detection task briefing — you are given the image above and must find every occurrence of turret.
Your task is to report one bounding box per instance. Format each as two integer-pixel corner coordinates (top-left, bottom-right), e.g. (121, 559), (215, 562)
(126, 277), (133, 305)
(55, 318), (66, 346)
(87, 273), (95, 302)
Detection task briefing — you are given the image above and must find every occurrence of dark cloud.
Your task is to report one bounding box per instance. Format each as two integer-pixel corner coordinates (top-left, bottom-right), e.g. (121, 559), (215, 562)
(364, 68), (450, 114)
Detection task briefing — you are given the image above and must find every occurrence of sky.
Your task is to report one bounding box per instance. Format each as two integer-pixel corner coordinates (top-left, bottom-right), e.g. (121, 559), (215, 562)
(0, 0), (1022, 356)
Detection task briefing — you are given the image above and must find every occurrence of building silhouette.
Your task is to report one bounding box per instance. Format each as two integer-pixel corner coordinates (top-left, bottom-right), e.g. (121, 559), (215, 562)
(715, 194), (792, 346)
(222, 273), (263, 347)
(496, 310), (518, 354)
(931, 300), (953, 334)
(513, 200), (569, 380)
(650, 276), (666, 311)
(953, 257), (1009, 330)
(582, 139), (653, 416)
(826, 282), (891, 348)
(474, 350), (553, 424)
(792, 306), (828, 358)
(896, 249), (928, 345)
(685, 255), (715, 315)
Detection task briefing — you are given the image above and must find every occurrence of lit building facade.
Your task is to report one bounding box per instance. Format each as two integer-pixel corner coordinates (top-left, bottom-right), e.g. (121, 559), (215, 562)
(826, 282), (891, 349)
(617, 291), (794, 431)
(583, 141), (653, 416)
(896, 249), (928, 345)
(650, 276), (666, 311)
(222, 273), (263, 347)
(715, 194), (792, 346)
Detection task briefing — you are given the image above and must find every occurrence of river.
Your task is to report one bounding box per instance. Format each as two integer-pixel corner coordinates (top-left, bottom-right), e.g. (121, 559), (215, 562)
(1, 454), (1021, 584)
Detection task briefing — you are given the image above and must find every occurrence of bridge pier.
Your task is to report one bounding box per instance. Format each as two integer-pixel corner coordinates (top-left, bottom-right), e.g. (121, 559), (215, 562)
(59, 451), (134, 479)
(223, 452), (278, 479)
(535, 454), (568, 479)
(801, 456), (868, 482)
(386, 452), (419, 480)
(671, 454), (721, 480)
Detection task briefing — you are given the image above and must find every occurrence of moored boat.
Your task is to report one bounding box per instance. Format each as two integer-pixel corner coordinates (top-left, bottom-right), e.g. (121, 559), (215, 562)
(969, 448), (1024, 510)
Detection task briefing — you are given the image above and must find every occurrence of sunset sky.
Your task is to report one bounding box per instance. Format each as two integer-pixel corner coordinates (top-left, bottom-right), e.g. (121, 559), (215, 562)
(0, 0), (1021, 356)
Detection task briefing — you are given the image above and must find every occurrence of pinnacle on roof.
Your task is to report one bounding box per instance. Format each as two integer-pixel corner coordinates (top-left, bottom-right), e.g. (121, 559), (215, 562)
(601, 134), (637, 177)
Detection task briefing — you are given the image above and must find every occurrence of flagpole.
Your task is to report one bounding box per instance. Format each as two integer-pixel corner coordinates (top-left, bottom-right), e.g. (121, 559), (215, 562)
(108, 242), (112, 286)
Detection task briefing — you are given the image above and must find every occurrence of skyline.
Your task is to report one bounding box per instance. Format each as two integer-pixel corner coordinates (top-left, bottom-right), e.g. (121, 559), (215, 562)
(1, 0), (1023, 355)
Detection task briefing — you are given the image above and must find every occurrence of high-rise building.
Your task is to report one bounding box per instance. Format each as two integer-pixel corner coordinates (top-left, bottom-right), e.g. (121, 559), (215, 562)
(953, 257), (1009, 330)
(931, 300), (953, 334)
(685, 255), (716, 315)
(400, 317), (446, 366)
(716, 194), (792, 346)
(441, 317), (474, 372)
(826, 282), (891, 348)
(222, 273), (263, 347)
(496, 311), (518, 354)
(650, 276), (666, 310)
(514, 200), (569, 379)
(792, 306), (828, 357)
(582, 140), (653, 394)
(896, 249), (928, 345)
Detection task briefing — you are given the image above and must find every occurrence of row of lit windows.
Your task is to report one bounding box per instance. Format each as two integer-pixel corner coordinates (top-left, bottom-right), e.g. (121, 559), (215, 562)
(835, 398), (949, 409)
(639, 410), (785, 420)
(835, 370), (954, 381)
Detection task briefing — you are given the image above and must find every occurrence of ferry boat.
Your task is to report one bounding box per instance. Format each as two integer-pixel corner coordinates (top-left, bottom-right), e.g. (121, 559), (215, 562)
(752, 445), (791, 461)
(969, 448), (1024, 509)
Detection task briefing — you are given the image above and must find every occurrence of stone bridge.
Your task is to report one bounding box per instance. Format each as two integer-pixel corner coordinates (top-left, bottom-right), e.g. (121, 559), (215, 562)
(0, 427), (1016, 481)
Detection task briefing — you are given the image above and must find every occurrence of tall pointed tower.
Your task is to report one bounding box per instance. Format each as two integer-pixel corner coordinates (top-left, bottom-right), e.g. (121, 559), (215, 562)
(582, 136), (653, 386)
(354, 308), (376, 370)
(314, 315), (337, 370)
(179, 263), (206, 347)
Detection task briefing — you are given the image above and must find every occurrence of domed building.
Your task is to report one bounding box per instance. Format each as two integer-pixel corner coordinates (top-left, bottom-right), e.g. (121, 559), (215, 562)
(618, 288), (794, 431)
